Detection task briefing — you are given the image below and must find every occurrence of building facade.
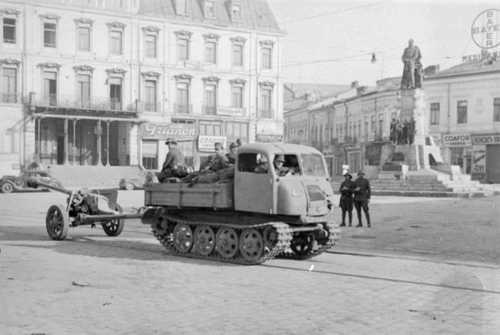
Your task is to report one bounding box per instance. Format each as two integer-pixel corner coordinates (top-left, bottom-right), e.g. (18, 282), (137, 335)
(0, 0), (285, 174)
(425, 57), (500, 183)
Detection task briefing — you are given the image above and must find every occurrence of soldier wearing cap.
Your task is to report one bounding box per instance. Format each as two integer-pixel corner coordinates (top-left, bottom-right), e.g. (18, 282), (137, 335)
(339, 172), (355, 227)
(158, 138), (186, 182)
(226, 142), (238, 165)
(273, 154), (291, 176)
(353, 170), (371, 227)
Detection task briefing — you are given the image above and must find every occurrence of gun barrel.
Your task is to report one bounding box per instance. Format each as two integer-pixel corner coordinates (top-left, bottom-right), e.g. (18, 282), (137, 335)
(27, 178), (72, 195)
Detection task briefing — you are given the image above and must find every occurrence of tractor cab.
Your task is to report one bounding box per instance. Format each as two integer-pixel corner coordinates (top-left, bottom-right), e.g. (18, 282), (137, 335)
(234, 143), (334, 218)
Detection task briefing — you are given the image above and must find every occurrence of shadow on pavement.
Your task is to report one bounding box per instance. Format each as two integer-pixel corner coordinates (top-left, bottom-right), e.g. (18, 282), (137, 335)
(0, 225), (231, 266)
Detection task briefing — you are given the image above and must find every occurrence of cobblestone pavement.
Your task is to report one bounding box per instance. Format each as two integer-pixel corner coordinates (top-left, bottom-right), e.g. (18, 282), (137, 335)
(1, 192), (499, 335)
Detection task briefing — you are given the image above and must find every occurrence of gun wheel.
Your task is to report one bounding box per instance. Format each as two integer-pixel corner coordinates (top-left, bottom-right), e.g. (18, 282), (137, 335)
(239, 229), (264, 263)
(45, 204), (69, 240)
(101, 204), (124, 237)
(173, 223), (193, 253)
(215, 228), (238, 259)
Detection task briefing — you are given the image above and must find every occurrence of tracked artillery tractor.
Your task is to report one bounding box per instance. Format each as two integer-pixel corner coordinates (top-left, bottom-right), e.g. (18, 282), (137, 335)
(28, 179), (141, 240)
(142, 143), (340, 265)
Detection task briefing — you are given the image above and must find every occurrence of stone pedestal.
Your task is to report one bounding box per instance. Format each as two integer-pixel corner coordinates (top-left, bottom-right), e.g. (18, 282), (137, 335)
(399, 89), (428, 170)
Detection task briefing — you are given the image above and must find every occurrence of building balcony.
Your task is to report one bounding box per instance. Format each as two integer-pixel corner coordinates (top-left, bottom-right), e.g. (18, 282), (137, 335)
(173, 103), (192, 114)
(0, 93), (22, 104)
(217, 106), (246, 117)
(29, 94), (138, 118)
(202, 105), (217, 115)
(136, 100), (162, 114)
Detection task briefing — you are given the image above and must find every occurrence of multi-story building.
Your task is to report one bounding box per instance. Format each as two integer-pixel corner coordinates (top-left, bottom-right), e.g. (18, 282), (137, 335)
(425, 56), (500, 183)
(0, 0), (285, 174)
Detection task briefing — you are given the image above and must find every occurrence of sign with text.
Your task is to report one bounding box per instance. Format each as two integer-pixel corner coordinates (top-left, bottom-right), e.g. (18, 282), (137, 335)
(141, 123), (196, 140)
(471, 133), (500, 145)
(198, 136), (227, 153)
(471, 9), (500, 49)
(442, 133), (472, 147)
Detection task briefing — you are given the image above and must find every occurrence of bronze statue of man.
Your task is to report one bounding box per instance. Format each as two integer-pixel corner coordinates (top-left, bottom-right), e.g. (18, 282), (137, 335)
(401, 39), (422, 89)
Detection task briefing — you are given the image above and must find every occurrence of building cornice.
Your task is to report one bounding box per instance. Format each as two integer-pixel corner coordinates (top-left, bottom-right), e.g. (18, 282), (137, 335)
(141, 71), (161, 78)
(259, 39), (274, 47)
(142, 25), (160, 33)
(73, 65), (95, 72)
(107, 21), (126, 30)
(39, 13), (60, 21)
(0, 58), (20, 65)
(106, 67), (127, 75)
(175, 30), (193, 39)
(259, 81), (274, 88)
(37, 62), (61, 69)
(0, 8), (21, 16)
(230, 78), (246, 85)
(174, 74), (193, 81)
(203, 33), (220, 41)
(230, 36), (247, 44)
(74, 18), (94, 26)
(202, 76), (220, 83)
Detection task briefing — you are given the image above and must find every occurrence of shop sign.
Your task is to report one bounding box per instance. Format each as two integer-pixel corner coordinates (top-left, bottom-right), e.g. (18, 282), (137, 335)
(442, 133), (472, 147)
(141, 123), (196, 140)
(198, 135), (227, 153)
(471, 134), (500, 145)
(471, 148), (487, 180)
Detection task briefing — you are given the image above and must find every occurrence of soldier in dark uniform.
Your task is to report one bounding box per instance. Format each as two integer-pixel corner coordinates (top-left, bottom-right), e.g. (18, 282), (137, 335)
(226, 142), (238, 165)
(273, 154), (291, 176)
(353, 171), (371, 228)
(339, 172), (355, 227)
(157, 138), (186, 182)
(202, 142), (229, 172)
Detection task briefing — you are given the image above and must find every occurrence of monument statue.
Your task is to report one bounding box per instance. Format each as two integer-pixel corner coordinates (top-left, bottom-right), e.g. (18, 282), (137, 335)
(401, 39), (423, 89)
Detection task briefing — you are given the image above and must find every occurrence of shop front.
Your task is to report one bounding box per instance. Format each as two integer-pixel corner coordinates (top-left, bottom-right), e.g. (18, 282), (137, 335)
(471, 133), (500, 183)
(441, 133), (473, 177)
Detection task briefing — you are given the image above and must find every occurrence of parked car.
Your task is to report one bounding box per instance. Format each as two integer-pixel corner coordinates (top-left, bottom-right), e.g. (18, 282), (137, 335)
(0, 170), (62, 193)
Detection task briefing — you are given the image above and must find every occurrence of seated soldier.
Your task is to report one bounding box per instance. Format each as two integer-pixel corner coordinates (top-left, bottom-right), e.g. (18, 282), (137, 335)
(158, 138), (187, 182)
(226, 142), (238, 165)
(254, 154), (269, 173)
(273, 154), (292, 177)
(202, 142), (229, 172)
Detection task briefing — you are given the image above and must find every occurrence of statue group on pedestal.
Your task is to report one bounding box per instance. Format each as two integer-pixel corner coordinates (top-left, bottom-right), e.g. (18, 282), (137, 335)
(390, 117), (415, 145)
(401, 39), (423, 90)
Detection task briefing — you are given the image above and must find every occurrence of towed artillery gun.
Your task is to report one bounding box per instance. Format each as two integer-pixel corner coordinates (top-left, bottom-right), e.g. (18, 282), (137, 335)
(142, 143), (340, 265)
(27, 179), (141, 240)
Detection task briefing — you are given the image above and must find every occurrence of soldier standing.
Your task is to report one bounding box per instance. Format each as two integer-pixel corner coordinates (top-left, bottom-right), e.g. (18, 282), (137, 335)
(353, 171), (371, 228)
(339, 172), (355, 227)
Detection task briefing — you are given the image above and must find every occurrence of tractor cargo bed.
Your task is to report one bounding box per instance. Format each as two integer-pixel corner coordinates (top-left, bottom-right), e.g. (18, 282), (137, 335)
(144, 182), (233, 209)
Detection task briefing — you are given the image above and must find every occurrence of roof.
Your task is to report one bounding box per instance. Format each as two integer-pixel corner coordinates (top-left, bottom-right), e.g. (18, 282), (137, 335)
(239, 143), (322, 156)
(425, 59), (500, 80)
(139, 0), (283, 34)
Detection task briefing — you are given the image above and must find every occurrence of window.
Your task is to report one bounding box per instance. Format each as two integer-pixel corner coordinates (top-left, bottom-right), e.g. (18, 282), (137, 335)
(43, 71), (57, 106)
(301, 154), (326, 177)
(261, 46), (272, 69)
(144, 80), (157, 112)
(205, 0), (215, 18)
(199, 121), (222, 136)
(370, 115), (376, 134)
(177, 38), (189, 61)
(2, 68), (17, 103)
(430, 102), (440, 125)
(175, 82), (190, 113)
(44, 22), (57, 48)
(225, 122), (248, 143)
(260, 87), (272, 118)
(238, 153), (267, 173)
(457, 100), (467, 124)
(204, 40), (217, 64)
(232, 43), (243, 66)
(231, 85), (243, 108)
(3, 18), (16, 44)
(378, 115), (384, 137)
(109, 77), (122, 110)
(145, 34), (157, 58)
(142, 140), (158, 170)
(77, 74), (91, 108)
(203, 84), (217, 114)
(110, 30), (123, 55)
(494, 98), (500, 122)
(77, 26), (91, 51)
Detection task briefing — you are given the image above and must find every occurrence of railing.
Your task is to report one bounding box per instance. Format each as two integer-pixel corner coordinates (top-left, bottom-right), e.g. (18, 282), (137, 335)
(202, 105), (217, 115)
(173, 103), (192, 114)
(217, 106), (246, 117)
(1, 93), (20, 104)
(31, 94), (137, 113)
(258, 109), (274, 119)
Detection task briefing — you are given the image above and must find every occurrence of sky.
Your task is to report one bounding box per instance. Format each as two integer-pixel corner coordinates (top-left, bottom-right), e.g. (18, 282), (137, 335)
(268, 0), (500, 86)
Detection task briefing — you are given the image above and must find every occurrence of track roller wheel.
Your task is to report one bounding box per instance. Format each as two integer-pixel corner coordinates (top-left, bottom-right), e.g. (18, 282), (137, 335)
(239, 229), (264, 263)
(194, 225), (216, 256)
(215, 227), (239, 259)
(101, 204), (124, 237)
(173, 223), (193, 253)
(290, 233), (315, 258)
(45, 204), (69, 240)
(263, 226), (279, 249)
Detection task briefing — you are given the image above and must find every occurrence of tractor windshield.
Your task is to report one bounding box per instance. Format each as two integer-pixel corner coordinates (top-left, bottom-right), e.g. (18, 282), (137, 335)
(300, 154), (327, 177)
